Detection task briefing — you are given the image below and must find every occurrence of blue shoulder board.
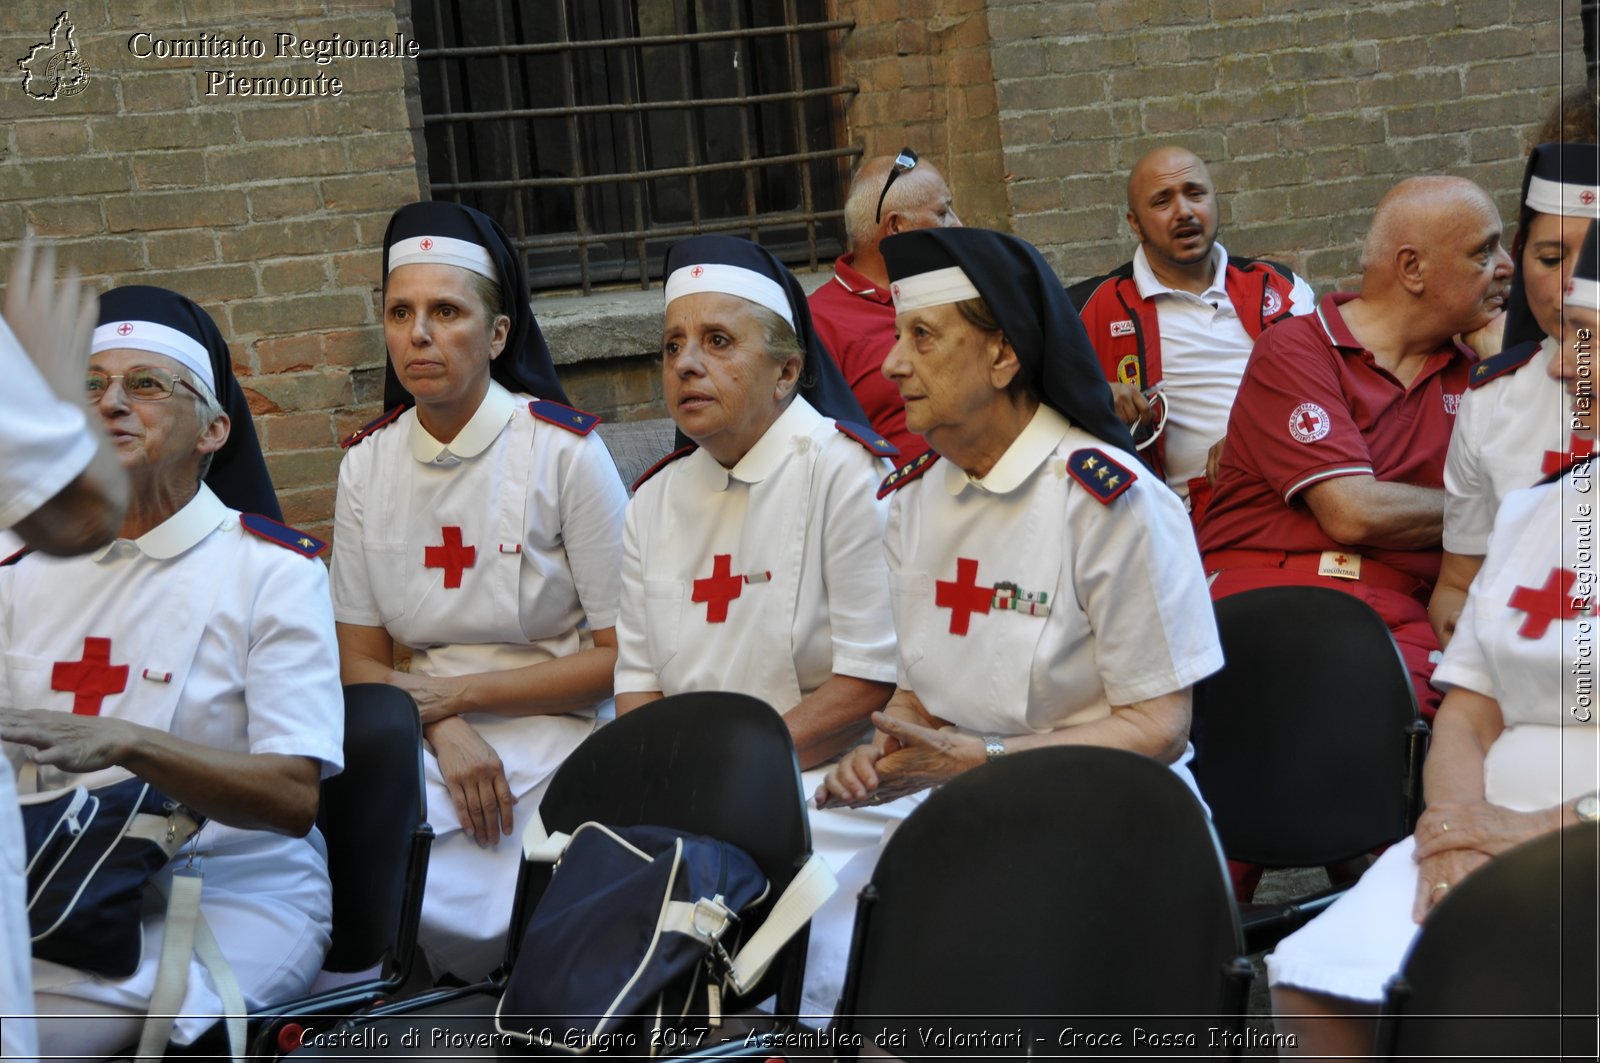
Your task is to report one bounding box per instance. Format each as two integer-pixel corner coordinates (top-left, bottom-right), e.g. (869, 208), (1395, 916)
(1468, 339), (1541, 390)
(529, 399), (600, 435)
(876, 450), (939, 499)
(1066, 448), (1137, 505)
(240, 514), (328, 558)
(340, 405), (404, 449)
(631, 445), (697, 493)
(834, 420), (899, 458)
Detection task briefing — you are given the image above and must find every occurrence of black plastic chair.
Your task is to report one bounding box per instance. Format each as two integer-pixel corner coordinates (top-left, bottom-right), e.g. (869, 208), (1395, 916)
(248, 683), (434, 1056)
(287, 691), (814, 1058)
(1377, 824), (1598, 1060)
(831, 746), (1253, 1060)
(1190, 586), (1429, 952)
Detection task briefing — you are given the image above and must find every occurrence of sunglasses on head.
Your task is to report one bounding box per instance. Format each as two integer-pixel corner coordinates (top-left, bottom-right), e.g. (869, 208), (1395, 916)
(875, 147), (920, 224)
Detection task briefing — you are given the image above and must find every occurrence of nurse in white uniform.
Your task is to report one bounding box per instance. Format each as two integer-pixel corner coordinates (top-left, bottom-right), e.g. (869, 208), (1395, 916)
(818, 227), (1221, 810)
(1268, 225), (1600, 1059)
(332, 201), (626, 982)
(613, 234), (902, 1018)
(1, 285), (343, 1060)
(1430, 141), (1598, 645)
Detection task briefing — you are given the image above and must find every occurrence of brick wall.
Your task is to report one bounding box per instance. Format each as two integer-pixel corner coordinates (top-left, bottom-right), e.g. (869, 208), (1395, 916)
(0, 0), (426, 538)
(977, 0), (1588, 288)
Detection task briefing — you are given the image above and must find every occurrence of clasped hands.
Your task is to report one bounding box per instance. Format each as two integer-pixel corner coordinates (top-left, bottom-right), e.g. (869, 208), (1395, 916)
(1409, 799), (1559, 922)
(814, 691), (987, 810)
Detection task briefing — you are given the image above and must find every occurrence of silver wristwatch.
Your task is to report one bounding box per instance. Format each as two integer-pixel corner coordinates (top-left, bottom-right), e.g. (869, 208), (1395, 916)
(983, 735), (1007, 762)
(1576, 791), (1600, 825)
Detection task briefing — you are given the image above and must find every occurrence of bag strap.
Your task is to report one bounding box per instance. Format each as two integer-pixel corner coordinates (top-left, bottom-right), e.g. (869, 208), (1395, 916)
(521, 810), (839, 998)
(136, 867), (246, 1063)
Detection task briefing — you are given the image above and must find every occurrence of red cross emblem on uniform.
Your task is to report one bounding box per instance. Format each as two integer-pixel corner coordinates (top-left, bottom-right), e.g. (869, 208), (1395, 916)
(419, 238), (433, 250)
(1542, 433), (1595, 476)
(690, 266), (704, 278)
(1298, 409), (1320, 435)
(424, 526), (476, 589)
(117, 322), (133, 336)
(692, 554), (743, 622)
(1583, 190), (1597, 206)
(1508, 568), (1584, 638)
(935, 557), (992, 635)
(1333, 554), (1348, 566)
(51, 637), (130, 716)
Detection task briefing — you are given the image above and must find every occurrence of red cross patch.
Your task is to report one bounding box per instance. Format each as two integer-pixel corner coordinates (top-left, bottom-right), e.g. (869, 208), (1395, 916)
(1583, 190), (1597, 206)
(117, 322), (133, 336)
(424, 526), (476, 589)
(1508, 568), (1585, 638)
(691, 266), (704, 278)
(419, 238), (433, 250)
(692, 554), (743, 622)
(935, 558), (992, 635)
(51, 637), (130, 715)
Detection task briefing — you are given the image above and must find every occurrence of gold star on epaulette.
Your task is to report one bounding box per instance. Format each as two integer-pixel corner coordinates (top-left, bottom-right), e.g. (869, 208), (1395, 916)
(1473, 364), (1487, 379)
(297, 537), (315, 549)
(876, 438), (889, 448)
(1082, 456), (1099, 470)
(1095, 466), (1109, 480)
(572, 414), (583, 423)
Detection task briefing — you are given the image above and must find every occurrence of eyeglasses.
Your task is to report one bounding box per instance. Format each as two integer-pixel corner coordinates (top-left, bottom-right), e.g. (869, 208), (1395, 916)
(874, 147), (919, 224)
(86, 366), (205, 404)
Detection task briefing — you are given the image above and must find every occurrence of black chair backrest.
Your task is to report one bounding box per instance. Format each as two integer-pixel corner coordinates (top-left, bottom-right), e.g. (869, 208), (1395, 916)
(838, 747), (1250, 1056)
(509, 691), (811, 1010)
(1191, 586), (1423, 866)
(1381, 825), (1599, 1060)
(318, 683), (429, 973)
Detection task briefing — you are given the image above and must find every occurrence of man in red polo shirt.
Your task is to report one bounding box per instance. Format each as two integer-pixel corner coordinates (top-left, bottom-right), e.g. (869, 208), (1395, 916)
(1199, 175), (1513, 720)
(810, 151), (960, 459)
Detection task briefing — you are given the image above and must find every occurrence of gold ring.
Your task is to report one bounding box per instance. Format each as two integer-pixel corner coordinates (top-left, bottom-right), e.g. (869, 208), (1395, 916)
(1432, 881), (1449, 892)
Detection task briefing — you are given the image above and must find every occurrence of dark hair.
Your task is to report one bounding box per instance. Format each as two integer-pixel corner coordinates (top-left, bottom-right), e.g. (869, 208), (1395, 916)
(1532, 85), (1599, 147)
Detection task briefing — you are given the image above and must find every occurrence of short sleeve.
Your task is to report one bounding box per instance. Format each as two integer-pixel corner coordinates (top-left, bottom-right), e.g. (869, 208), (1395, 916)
(817, 443), (896, 683)
(329, 443), (382, 627)
(1441, 391), (1494, 555)
(243, 549), (345, 777)
(1233, 320), (1375, 503)
(0, 318), (97, 532)
(557, 432), (628, 631)
(1069, 476), (1225, 705)
(612, 498), (660, 694)
(1429, 573), (1496, 699)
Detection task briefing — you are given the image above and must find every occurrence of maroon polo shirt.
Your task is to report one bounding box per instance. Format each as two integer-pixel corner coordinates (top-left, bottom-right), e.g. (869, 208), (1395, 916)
(1198, 292), (1471, 587)
(808, 254), (927, 460)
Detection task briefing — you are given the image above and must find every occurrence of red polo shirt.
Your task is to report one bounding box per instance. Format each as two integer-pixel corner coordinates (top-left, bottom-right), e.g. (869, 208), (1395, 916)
(1198, 293), (1471, 587)
(808, 253), (927, 460)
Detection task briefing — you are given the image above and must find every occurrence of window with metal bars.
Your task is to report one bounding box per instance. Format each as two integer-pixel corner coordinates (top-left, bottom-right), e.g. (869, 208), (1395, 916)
(413, 0), (856, 294)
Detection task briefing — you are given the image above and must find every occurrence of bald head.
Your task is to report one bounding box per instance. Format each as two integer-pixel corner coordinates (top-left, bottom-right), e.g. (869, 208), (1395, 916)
(1126, 147), (1212, 211)
(1361, 176), (1496, 275)
(843, 155), (959, 251)
(1124, 146), (1219, 287)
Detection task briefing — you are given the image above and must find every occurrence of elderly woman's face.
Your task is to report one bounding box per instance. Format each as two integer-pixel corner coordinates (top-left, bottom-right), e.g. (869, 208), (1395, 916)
(1522, 212), (1594, 343)
(88, 349), (224, 473)
(882, 302), (1009, 443)
(662, 292), (798, 465)
(384, 262), (509, 409)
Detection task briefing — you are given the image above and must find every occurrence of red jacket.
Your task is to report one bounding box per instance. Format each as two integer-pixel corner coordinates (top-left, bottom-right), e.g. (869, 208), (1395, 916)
(1067, 256), (1299, 482)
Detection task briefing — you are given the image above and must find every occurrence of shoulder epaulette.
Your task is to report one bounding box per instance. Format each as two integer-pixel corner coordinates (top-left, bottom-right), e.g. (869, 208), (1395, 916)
(529, 399), (600, 435)
(877, 450), (939, 499)
(1468, 339), (1542, 389)
(340, 405), (404, 449)
(833, 420), (899, 458)
(240, 514), (328, 558)
(631, 445), (696, 493)
(1066, 448), (1137, 505)
(0, 546), (33, 567)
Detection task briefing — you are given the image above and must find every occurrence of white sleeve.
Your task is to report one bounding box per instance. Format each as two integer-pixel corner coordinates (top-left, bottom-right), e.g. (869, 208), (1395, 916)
(0, 317), (97, 532)
(818, 445), (897, 683)
(612, 497), (661, 694)
(557, 432), (627, 631)
(1069, 474), (1225, 706)
(328, 444), (382, 627)
(244, 550), (346, 777)
(1287, 272), (1317, 316)
(1441, 391), (1493, 555)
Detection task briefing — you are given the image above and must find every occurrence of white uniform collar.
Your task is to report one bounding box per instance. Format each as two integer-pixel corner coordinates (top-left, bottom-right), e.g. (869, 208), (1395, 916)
(410, 379), (518, 464)
(682, 395), (823, 493)
(96, 482), (230, 562)
(943, 403), (1071, 496)
(1131, 241), (1229, 302)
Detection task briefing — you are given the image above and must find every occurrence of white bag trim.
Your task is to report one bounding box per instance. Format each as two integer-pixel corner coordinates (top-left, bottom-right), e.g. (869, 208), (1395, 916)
(136, 867), (246, 1063)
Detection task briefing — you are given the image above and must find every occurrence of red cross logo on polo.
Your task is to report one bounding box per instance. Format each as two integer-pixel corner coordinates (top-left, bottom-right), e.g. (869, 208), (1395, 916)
(1288, 401), (1330, 444)
(1508, 568), (1585, 638)
(424, 526), (476, 589)
(116, 322), (133, 336)
(51, 636), (130, 715)
(1262, 287), (1284, 317)
(1583, 191), (1597, 205)
(691, 554), (743, 622)
(1542, 433), (1596, 476)
(419, 238), (433, 250)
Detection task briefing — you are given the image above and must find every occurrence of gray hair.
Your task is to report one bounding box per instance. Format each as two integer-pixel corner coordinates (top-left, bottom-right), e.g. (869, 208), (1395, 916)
(181, 368), (227, 482)
(841, 157), (948, 252)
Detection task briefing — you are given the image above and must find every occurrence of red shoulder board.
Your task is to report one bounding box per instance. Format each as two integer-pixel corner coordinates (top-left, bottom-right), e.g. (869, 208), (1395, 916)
(877, 450), (939, 499)
(631, 445), (696, 493)
(529, 399), (600, 435)
(240, 514), (328, 558)
(1468, 339), (1541, 390)
(1067, 448), (1137, 504)
(340, 405), (404, 449)
(0, 545), (33, 567)
(834, 420), (899, 458)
